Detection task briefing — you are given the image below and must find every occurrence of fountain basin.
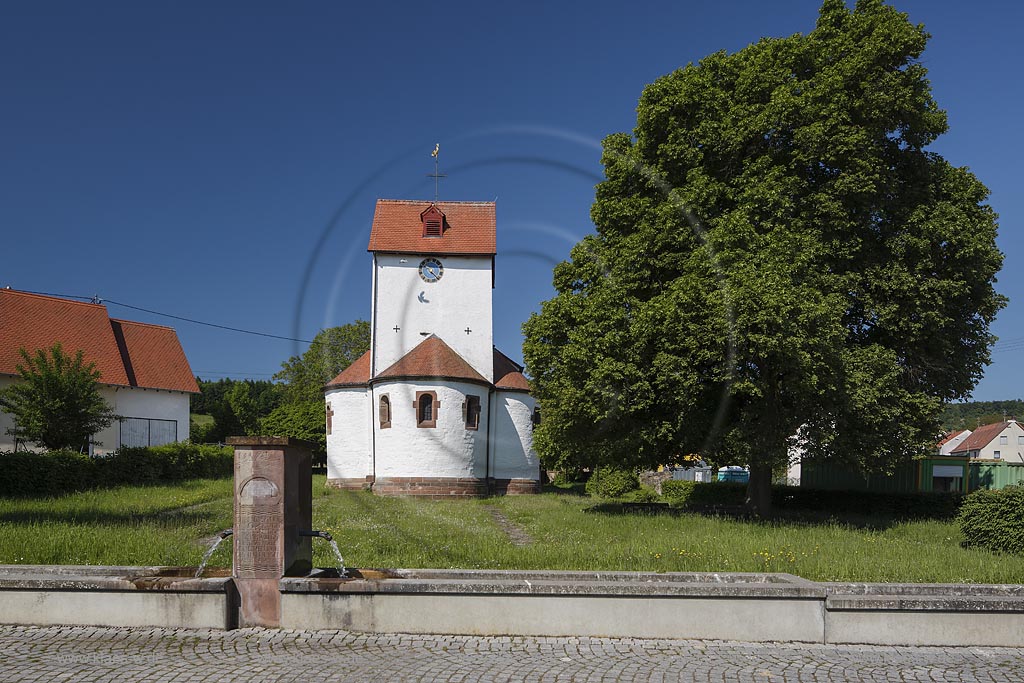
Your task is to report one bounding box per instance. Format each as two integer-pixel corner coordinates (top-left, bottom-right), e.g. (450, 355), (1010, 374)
(2, 565), (1023, 646)
(0, 565), (233, 629)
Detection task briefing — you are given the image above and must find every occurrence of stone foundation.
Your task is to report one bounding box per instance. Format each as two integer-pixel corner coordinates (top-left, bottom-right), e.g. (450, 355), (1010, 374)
(325, 477), (374, 491)
(490, 478), (541, 495)
(371, 477), (489, 498)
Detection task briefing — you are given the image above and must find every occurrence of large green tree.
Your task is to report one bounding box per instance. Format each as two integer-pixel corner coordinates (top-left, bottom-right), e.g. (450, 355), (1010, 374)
(523, 0), (1005, 514)
(0, 343), (118, 451)
(274, 321), (370, 404)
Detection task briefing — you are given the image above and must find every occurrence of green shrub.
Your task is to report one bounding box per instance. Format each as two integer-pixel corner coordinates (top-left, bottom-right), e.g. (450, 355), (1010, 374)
(0, 443), (233, 497)
(957, 486), (1024, 555)
(626, 486), (661, 503)
(584, 467), (639, 498)
(661, 479), (697, 504)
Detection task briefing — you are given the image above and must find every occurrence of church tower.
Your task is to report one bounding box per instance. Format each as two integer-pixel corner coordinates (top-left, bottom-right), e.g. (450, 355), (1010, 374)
(324, 199), (540, 497)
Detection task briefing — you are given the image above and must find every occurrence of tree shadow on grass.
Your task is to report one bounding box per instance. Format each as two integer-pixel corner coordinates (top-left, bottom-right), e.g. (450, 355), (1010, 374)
(0, 502), (228, 528)
(581, 501), (918, 531)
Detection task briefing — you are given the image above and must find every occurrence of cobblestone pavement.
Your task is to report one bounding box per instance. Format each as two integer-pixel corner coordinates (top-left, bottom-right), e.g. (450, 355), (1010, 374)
(2, 625), (1023, 682)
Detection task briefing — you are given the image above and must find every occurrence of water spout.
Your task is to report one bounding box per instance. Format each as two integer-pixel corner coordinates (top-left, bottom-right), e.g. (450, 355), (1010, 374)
(194, 529), (233, 579)
(301, 530), (347, 577)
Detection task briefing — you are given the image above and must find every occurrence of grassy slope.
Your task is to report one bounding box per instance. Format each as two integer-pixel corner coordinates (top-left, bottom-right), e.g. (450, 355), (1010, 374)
(2, 476), (1022, 583)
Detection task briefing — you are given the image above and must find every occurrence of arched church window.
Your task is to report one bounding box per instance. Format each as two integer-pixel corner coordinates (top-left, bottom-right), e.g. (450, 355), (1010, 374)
(326, 403), (333, 435)
(379, 395), (391, 429)
(463, 395), (481, 431)
(415, 391), (438, 428)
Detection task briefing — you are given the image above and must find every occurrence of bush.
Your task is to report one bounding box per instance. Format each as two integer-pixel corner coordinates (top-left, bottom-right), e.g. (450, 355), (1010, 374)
(957, 486), (1024, 555)
(584, 467), (639, 498)
(626, 486), (661, 503)
(0, 442), (234, 497)
(662, 480), (747, 507)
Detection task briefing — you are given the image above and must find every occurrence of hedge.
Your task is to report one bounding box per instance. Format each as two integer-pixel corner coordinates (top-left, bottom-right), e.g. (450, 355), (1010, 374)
(659, 480), (961, 519)
(957, 486), (1024, 555)
(661, 480), (748, 506)
(584, 467), (640, 498)
(0, 442), (234, 497)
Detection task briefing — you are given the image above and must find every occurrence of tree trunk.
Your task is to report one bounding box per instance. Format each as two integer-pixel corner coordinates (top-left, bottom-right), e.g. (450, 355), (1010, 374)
(745, 462), (773, 517)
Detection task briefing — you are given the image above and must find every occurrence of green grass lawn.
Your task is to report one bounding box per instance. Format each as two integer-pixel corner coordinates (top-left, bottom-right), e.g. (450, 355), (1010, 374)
(2, 475), (1022, 583)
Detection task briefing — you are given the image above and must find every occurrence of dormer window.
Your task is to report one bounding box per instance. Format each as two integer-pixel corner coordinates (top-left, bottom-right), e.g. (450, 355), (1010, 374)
(421, 205), (445, 238)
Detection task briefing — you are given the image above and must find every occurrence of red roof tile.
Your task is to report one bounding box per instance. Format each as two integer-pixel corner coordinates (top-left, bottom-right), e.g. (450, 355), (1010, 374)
(493, 348), (531, 392)
(0, 289), (197, 393)
(324, 350), (371, 388)
(374, 336), (489, 385)
(111, 320), (199, 393)
(367, 200), (496, 255)
(937, 429), (969, 449)
(950, 421), (1014, 454)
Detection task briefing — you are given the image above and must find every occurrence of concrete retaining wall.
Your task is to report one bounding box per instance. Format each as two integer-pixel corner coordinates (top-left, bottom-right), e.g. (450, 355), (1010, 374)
(1, 566), (1022, 646)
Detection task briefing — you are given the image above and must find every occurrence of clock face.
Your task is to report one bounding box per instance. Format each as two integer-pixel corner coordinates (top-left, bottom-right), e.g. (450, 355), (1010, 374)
(418, 257), (444, 283)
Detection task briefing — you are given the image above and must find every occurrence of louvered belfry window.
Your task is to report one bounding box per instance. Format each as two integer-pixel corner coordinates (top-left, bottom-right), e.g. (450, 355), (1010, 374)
(422, 205), (444, 237)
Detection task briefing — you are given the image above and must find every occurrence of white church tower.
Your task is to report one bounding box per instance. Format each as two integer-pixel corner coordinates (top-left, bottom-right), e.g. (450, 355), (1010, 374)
(324, 200), (540, 496)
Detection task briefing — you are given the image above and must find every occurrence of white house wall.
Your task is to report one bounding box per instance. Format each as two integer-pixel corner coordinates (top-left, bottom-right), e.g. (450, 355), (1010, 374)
(0, 379), (189, 454)
(96, 387), (191, 454)
(372, 380), (489, 479)
(325, 388), (371, 480)
(974, 422), (1024, 463)
(491, 391), (538, 480)
(372, 254), (493, 382)
(0, 377), (19, 452)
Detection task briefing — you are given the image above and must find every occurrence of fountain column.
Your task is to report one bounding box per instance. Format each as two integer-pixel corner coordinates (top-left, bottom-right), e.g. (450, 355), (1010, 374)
(227, 436), (313, 628)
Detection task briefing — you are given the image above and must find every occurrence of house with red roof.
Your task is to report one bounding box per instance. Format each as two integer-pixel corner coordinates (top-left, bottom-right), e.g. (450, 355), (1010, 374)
(948, 420), (1024, 463)
(323, 199), (540, 496)
(0, 289), (199, 453)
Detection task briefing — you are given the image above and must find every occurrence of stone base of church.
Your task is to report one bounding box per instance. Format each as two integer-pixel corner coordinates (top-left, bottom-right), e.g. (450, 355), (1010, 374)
(490, 478), (542, 495)
(325, 476), (374, 491)
(325, 476), (540, 498)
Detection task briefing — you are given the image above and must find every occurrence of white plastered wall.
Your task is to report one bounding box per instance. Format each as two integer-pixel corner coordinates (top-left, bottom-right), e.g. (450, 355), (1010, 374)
(325, 387), (371, 480)
(0, 376), (20, 451)
(491, 391), (538, 480)
(372, 254), (493, 382)
(96, 387), (191, 454)
(975, 421), (1024, 463)
(372, 380), (489, 479)
(0, 378), (190, 454)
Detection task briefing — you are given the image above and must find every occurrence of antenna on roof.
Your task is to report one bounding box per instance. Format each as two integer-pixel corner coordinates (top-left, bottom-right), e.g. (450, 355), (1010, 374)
(91, 294), (102, 304)
(427, 143), (446, 202)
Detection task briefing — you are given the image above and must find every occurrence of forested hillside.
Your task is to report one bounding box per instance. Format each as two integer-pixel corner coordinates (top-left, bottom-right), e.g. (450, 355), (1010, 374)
(942, 400), (1024, 431)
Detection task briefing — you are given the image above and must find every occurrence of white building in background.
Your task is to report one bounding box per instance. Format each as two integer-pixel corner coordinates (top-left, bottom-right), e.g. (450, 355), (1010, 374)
(949, 420), (1024, 463)
(324, 200), (540, 496)
(0, 289), (198, 453)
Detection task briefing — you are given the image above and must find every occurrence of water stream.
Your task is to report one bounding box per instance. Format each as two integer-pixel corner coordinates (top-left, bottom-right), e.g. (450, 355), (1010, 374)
(194, 529), (233, 579)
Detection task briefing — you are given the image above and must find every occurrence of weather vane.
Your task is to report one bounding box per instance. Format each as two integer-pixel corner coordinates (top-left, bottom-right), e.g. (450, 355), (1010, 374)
(427, 143), (446, 202)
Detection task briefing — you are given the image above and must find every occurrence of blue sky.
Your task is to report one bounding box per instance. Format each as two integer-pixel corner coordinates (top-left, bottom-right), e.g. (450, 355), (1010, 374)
(2, 1), (1021, 402)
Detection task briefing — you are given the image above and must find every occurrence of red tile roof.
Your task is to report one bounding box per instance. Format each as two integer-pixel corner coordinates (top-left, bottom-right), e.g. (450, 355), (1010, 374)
(0, 289), (198, 393)
(937, 429), (969, 449)
(374, 336), (489, 385)
(325, 343), (532, 393)
(493, 348), (531, 392)
(367, 200), (497, 255)
(950, 421), (1015, 454)
(324, 350), (371, 388)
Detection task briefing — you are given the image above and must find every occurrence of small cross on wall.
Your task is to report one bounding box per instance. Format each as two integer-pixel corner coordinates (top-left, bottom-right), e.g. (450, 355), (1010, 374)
(393, 325), (401, 333)
(464, 327), (472, 335)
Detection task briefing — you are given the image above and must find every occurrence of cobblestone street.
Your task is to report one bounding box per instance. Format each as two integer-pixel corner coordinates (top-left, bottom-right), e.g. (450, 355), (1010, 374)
(1, 625), (1022, 682)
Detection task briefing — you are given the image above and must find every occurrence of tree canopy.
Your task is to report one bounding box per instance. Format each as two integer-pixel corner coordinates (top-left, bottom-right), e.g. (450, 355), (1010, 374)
(0, 343), (118, 451)
(273, 321), (370, 404)
(522, 0), (1005, 513)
